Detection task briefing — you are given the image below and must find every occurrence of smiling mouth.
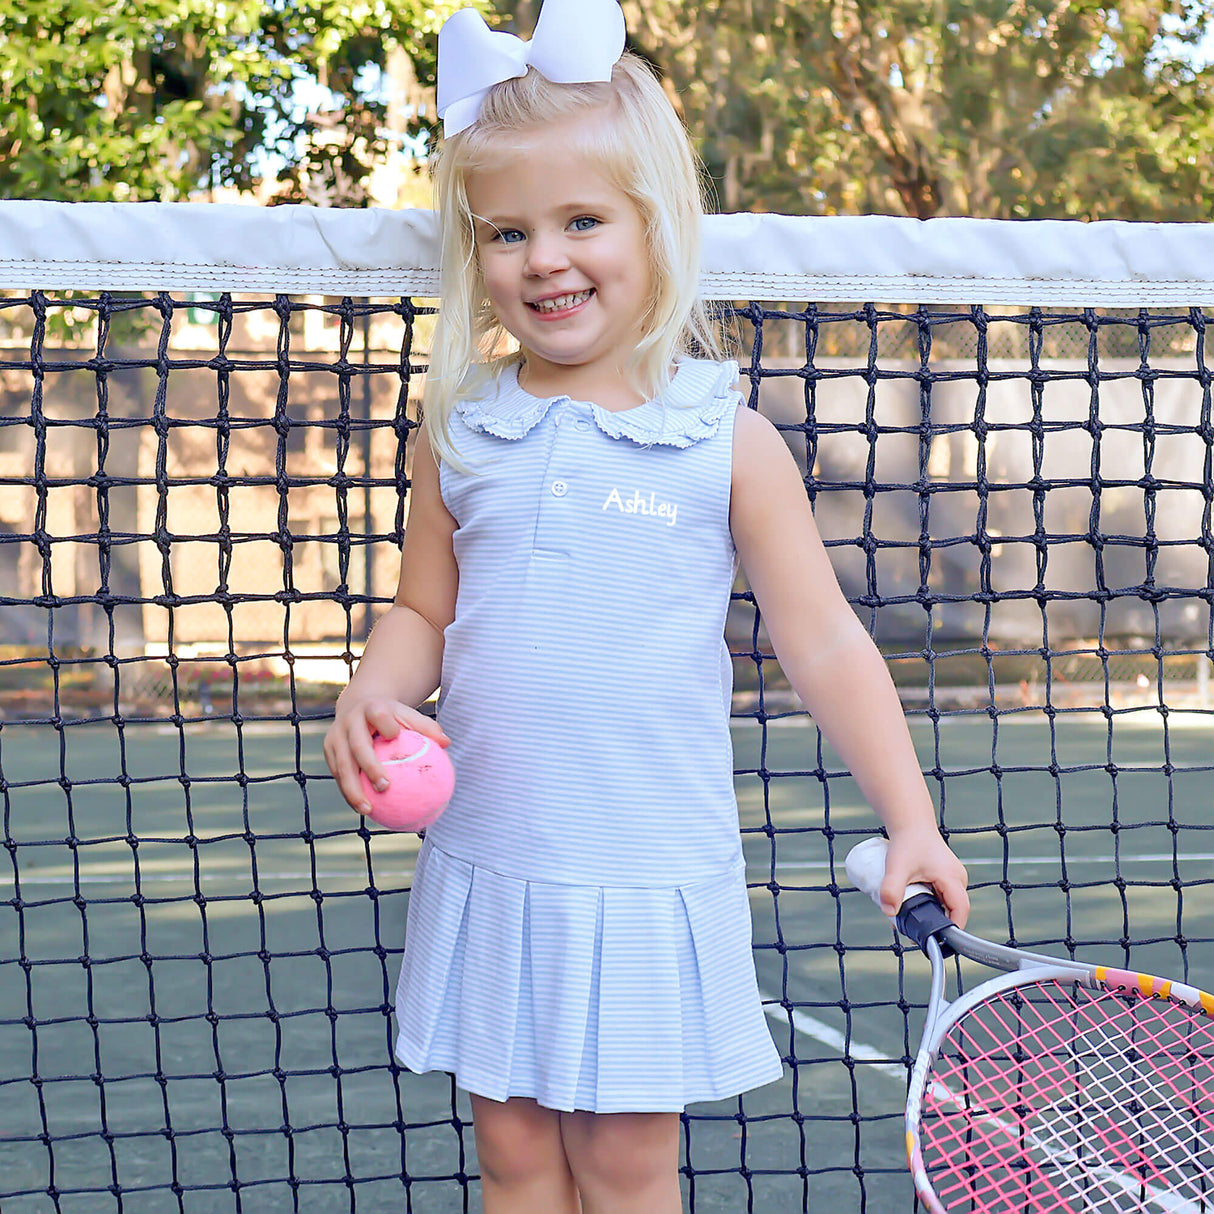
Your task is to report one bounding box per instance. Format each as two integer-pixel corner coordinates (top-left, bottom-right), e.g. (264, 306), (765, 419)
(528, 289), (593, 314)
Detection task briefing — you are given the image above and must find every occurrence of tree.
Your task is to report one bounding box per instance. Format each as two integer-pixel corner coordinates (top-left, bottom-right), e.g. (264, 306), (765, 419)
(0, 0), (482, 204)
(606, 0), (1214, 220)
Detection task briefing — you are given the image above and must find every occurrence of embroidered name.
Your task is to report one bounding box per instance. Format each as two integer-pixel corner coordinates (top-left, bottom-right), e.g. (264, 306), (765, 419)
(602, 487), (679, 527)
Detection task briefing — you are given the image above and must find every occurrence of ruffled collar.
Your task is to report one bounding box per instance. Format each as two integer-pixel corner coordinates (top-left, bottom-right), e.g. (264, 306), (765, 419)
(452, 359), (741, 448)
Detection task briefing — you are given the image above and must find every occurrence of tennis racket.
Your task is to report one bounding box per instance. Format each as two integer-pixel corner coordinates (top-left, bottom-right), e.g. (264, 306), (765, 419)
(846, 837), (1214, 1214)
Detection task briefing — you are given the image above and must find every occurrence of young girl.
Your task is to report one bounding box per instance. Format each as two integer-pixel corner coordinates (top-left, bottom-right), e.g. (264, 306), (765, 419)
(323, 2), (970, 1210)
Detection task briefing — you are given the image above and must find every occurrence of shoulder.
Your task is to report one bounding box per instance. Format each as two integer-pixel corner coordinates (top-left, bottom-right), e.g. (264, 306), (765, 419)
(732, 403), (798, 474)
(729, 404), (810, 541)
(411, 424), (456, 518)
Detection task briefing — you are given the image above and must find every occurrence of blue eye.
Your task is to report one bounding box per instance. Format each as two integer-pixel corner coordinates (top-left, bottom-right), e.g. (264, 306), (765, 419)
(495, 228), (525, 244)
(570, 216), (599, 232)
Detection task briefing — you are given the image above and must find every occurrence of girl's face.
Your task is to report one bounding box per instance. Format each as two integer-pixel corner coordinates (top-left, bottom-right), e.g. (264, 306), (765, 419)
(465, 115), (652, 407)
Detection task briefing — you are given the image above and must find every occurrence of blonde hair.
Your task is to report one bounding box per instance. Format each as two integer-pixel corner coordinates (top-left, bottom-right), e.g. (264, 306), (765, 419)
(424, 51), (724, 466)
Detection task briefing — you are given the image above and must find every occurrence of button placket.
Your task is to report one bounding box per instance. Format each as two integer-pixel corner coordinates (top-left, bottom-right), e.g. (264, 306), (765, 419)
(532, 405), (582, 558)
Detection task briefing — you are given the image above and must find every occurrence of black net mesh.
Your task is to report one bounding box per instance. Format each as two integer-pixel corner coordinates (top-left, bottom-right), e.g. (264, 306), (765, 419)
(2, 287), (1213, 1213)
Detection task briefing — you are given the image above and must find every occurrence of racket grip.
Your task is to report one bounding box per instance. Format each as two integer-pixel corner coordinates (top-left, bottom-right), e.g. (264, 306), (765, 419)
(844, 838), (956, 956)
(894, 893), (956, 955)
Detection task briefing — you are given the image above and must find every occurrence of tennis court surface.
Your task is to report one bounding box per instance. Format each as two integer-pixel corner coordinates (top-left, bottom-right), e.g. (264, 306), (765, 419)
(3, 205), (1214, 1211)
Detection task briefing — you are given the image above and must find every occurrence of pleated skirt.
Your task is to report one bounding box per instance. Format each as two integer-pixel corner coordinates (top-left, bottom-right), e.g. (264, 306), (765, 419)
(394, 838), (784, 1113)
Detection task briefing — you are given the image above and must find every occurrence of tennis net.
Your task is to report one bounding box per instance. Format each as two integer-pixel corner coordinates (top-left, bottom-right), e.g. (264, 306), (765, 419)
(2, 202), (1213, 1213)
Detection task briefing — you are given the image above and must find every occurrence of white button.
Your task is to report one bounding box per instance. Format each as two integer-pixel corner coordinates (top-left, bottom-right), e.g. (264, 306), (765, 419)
(551, 480), (568, 497)
(576, 420), (592, 432)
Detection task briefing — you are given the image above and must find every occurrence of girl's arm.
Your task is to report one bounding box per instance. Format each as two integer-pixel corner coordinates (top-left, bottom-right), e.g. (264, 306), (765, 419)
(323, 427), (459, 814)
(729, 405), (970, 925)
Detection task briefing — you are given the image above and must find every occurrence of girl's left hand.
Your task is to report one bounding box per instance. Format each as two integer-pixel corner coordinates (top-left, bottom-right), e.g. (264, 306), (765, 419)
(879, 830), (970, 928)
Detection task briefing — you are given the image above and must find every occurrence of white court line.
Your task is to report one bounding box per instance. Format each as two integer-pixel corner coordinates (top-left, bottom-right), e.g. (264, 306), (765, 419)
(759, 987), (908, 1083)
(765, 849), (1211, 1073)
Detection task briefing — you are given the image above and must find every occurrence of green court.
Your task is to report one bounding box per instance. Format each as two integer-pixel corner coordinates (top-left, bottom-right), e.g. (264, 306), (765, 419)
(4, 710), (1211, 1212)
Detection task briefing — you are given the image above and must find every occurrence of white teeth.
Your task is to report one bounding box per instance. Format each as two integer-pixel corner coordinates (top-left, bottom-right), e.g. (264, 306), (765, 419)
(531, 290), (592, 313)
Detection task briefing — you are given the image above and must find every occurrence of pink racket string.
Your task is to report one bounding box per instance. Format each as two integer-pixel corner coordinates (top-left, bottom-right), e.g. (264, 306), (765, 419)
(918, 979), (1214, 1214)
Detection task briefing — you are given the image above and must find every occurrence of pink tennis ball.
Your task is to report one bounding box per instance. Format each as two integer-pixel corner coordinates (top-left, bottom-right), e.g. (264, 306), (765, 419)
(359, 729), (455, 831)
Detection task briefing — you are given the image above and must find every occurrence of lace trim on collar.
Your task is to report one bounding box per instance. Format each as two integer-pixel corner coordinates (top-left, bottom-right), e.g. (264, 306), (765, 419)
(452, 359), (741, 448)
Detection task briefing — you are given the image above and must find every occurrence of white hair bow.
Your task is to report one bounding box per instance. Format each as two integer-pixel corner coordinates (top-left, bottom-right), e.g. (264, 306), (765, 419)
(436, 0), (627, 138)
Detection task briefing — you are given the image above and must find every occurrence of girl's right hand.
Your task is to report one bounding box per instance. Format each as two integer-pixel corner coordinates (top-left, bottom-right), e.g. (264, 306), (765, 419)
(323, 698), (450, 815)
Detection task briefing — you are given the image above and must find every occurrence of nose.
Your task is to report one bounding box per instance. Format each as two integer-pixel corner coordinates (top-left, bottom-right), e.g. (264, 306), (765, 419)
(523, 230), (570, 277)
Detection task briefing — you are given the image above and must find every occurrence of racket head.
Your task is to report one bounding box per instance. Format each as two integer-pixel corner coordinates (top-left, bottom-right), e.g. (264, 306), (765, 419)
(905, 963), (1214, 1214)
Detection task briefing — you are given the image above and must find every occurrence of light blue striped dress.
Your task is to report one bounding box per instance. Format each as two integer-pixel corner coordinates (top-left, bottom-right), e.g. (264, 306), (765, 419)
(394, 358), (784, 1113)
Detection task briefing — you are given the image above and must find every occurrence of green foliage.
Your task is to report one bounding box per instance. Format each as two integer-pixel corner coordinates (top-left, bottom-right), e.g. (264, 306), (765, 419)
(614, 0), (1214, 220)
(0, 0), (483, 202)
(5, 0), (1212, 219)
